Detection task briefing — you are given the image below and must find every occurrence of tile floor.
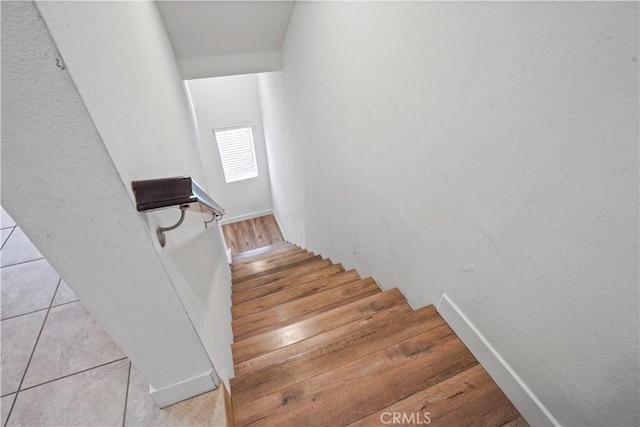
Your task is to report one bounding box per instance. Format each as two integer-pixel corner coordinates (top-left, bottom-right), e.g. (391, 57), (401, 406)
(0, 207), (227, 426)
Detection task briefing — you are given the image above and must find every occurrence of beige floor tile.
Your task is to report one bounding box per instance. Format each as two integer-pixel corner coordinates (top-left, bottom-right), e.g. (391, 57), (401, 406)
(22, 301), (125, 389)
(1, 393), (16, 426)
(0, 228), (43, 267)
(51, 280), (78, 307)
(1, 311), (46, 396)
(1, 228), (14, 249)
(124, 365), (227, 427)
(1, 259), (60, 320)
(8, 359), (129, 427)
(1, 207), (16, 229)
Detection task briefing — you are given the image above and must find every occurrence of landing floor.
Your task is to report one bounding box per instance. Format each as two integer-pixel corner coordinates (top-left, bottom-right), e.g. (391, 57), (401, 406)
(222, 214), (284, 255)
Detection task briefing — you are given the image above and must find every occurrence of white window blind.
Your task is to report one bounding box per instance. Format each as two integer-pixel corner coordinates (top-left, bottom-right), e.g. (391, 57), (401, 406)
(213, 125), (258, 183)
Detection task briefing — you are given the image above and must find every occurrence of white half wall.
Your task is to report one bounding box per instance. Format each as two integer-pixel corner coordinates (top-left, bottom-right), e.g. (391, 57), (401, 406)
(13, 0), (235, 390)
(187, 74), (273, 220)
(258, 2), (639, 426)
(1, 0), (218, 405)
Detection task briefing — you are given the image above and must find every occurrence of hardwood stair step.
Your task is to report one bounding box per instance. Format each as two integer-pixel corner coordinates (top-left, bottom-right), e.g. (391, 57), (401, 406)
(232, 258), (333, 294)
(233, 324), (478, 426)
(502, 416), (530, 427)
(223, 215), (284, 255)
(232, 251), (317, 281)
(349, 364), (522, 426)
(232, 243), (298, 264)
(232, 255), (323, 284)
(232, 277), (380, 341)
(232, 263), (344, 306)
(232, 270), (360, 320)
(230, 305), (438, 404)
(232, 246), (306, 270)
(232, 288), (408, 365)
(233, 301), (412, 379)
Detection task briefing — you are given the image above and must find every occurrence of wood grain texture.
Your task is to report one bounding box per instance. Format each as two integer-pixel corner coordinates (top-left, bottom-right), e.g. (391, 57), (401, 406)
(232, 242), (292, 262)
(234, 326), (477, 426)
(231, 305), (441, 400)
(232, 258), (332, 293)
(349, 364), (521, 427)
(223, 214), (284, 255)
(228, 242), (525, 427)
(232, 245), (301, 268)
(232, 251), (317, 281)
(232, 270), (360, 320)
(232, 303), (415, 385)
(231, 288), (408, 365)
(232, 263), (344, 305)
(232, 278), (380, 341)
(232, 255), (322, 284)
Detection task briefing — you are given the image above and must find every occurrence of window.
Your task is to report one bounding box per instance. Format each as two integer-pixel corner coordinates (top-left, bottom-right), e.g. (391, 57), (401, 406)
(213, 124), (258, 183)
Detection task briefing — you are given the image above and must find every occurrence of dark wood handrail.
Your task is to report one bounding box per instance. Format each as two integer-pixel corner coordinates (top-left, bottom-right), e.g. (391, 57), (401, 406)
(131, 176), (225, 247)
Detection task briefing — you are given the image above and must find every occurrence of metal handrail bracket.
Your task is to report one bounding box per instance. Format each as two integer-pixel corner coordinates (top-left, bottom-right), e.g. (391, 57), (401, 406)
(131, 176), (225, 247)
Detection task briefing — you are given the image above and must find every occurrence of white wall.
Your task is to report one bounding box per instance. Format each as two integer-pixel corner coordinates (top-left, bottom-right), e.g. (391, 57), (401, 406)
(1, 0), (222, 405)
(8, 0), (235, 392)
(187, 75), (273, 222)
(258, 2), (639, 426)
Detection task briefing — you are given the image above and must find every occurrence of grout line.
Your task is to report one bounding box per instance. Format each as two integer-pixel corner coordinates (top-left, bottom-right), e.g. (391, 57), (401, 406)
(4, 279), (60, 425)
(1, 307), (49, 322)
(0, 279), (79, 322)
(122, 362), (132, 427)
(0, 257), (46, 270)
(50, 298), (80, 310)
(17, 357), (129, 394)
(1, 299), (79, 322)
(0, 226), (16, 251)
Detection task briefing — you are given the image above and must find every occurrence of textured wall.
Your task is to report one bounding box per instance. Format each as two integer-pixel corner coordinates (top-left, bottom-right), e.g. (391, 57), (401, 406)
(187, 74), (273, 220)
(258, 2), (639, 425)
(2, 0), (215, 397)
(34, 0), (236, 388)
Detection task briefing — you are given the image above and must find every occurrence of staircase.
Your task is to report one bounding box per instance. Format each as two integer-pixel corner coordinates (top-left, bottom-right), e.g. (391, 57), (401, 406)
(229, 242), (526, 426)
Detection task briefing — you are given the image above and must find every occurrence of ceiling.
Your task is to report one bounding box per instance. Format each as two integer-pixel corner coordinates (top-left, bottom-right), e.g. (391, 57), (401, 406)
(156, 1), (295, 78)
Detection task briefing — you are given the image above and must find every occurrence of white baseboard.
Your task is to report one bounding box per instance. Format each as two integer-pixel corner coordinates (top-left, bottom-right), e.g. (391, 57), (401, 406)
(149, 370), (218, 408)
(219, 209), (273, 226)
(437, 294), (561, 427)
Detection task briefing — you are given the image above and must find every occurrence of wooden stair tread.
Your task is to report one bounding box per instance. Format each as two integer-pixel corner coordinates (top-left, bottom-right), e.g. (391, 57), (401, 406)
(232, 246), (307, 271)
(232, 301), (416, 385)
(233, 324), (478, 426)
(232, 278), (380, 341)
(232, 249), (307, 273)
(232, 270), (360, 320)
(231, 305), (438, 404)
(231, 253), (322, 285)
(349, 364), (522, 426)
(232, 243), (298, 264)
(232, 252), (318, 281)
(232, 288), (408, 365)
(232, 258), (333, 293)
(223, 215), (284, 255)
(232, 263), (344, 305)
